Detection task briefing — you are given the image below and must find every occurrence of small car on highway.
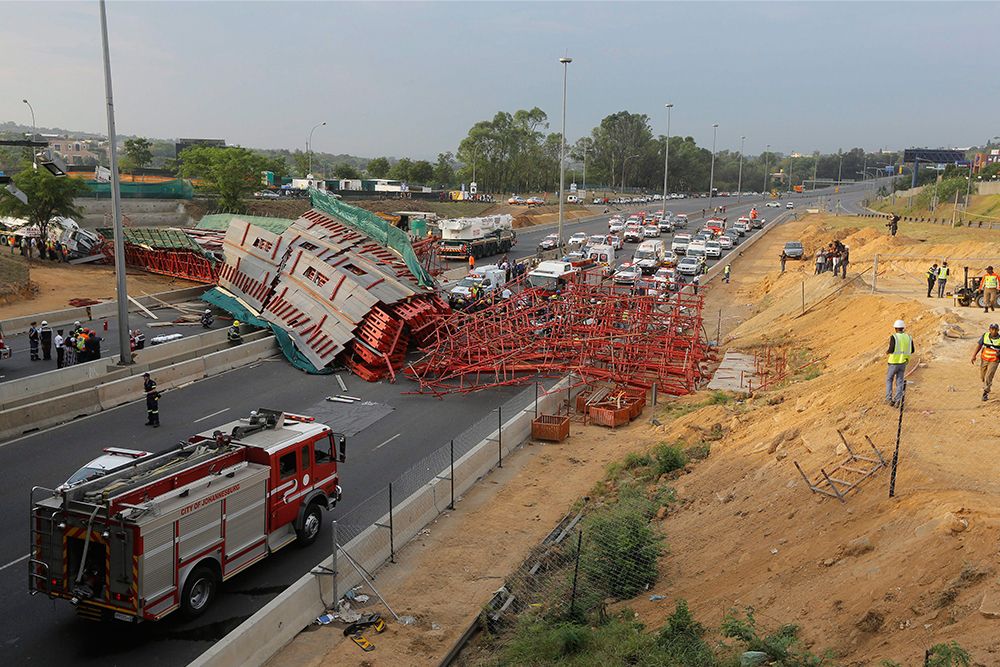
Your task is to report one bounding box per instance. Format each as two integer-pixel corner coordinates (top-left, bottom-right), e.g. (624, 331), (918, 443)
(685, 245), (707, 263)
(673, 214), (689, 228)
(704, 240), (722, 258)
(731, 221), (748, 236)
(718, 235), (734, 250)
(607, 234), (622, 250)
(623, 225), (643, 243)
(783, 241), (805, 259)
(671, 234), (691, 253)
(765, 201), (781, 208)
(613, 263), (641, 285)
(538, 234), (560, 251)
(662, 250), (679, 267)
(786, 202), (795, 209)
(676, 256), (704, 276)
(568, 232), (588, 246)
(609, 219), (624, 233)
(642, 225), (660, 238)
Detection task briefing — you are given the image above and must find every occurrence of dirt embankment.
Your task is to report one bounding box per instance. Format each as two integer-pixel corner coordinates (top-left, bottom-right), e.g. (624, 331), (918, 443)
(650, 213), (1000, 664)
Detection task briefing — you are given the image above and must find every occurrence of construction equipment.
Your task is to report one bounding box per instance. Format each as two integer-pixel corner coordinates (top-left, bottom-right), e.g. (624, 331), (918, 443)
(437, 215), (516, 261)
(955, 266), (988, 308)
(29, 409), (346, 623)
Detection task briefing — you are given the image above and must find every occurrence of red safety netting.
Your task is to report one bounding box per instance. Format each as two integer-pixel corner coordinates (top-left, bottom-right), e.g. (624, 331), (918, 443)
(405, 270), (710, 397)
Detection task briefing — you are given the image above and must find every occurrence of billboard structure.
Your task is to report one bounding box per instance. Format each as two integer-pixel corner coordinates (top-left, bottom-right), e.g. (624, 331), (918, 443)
(902, 148), (966, 187)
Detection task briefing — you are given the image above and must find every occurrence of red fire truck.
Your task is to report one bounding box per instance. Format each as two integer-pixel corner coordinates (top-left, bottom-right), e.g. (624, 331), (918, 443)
(29, 408), (346, 622)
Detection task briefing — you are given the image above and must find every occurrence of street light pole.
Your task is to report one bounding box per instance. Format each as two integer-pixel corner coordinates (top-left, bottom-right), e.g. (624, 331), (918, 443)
(662, 103), (673, 212)
(99, 0), (132, 366)
(965, 161), (974, 210)
(837, 152), (843, 188)
(22, 99), (36, 167)
(307, 121), (326, 177)
(557, 56), (572, 250)
(707, 123), (718, 213)
(583, 143), (587, 194)
(763, 143), (770, 196)
(736, 135), (745, 205)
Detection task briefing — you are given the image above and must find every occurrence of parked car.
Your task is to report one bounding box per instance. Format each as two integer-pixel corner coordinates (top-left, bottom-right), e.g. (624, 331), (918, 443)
(783, 241), (805, 259)
(786, 202), (795, 209)
(704, 240), (722, 258)
(765, 201), (781, 208)
(509, 195), (527, 205)
(567, 232), (588, 246)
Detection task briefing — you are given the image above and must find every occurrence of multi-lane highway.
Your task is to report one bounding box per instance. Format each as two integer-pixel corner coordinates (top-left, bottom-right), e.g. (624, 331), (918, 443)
(0, 180), (880, 666)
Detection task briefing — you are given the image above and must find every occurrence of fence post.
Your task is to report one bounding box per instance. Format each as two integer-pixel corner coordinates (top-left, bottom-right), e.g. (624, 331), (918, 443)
(651, 382), (657, 407)
(800, 280), (805, 314)
(569, 529), (582, 618)
(497, 406), (503, 468)
(330, 520), (339, 605)
(888, 380), (906, 498)
(535, 382), (539, 418)
(388, 482), (395, 562)
(872, 254), (879, 293)
(449, 439), (455, 510)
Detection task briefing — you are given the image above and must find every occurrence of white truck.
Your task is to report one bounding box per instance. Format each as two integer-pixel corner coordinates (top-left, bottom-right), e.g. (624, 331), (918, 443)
(526, 260), (580, 294)
(633, 240), (665, 275)
(437, 215), (516, 260)
(29, 409), (346, 622)
(449, 265), (507, 306)
(587, 244), (616, 277)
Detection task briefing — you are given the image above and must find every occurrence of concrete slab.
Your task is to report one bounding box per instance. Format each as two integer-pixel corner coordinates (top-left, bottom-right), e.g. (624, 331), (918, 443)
(707, 351), (758, 392)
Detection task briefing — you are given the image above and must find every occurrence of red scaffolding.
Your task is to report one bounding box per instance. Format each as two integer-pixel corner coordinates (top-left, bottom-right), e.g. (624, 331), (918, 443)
(405, 270), (710, 397)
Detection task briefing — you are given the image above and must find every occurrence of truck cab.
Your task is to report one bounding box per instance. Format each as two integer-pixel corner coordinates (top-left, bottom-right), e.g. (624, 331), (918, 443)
(527, 260), (579, 293)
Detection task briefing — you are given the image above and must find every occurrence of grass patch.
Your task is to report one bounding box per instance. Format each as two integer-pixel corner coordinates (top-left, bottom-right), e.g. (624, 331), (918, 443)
(0, 254), (28, 297)
(652, 442), (688, 476)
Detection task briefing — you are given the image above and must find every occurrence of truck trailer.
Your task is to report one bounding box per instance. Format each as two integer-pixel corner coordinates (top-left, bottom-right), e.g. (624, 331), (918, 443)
(437, 215), (516, 260)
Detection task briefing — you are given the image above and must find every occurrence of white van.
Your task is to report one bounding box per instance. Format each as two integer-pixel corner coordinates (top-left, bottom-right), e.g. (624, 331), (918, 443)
(587, 244), (616, 276)
(633, 240), (665, 275)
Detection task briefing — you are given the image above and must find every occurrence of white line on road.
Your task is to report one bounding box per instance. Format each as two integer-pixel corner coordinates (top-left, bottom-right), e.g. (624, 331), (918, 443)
(0, 554), (29, 572)
(193, 408), (231, 423)
(374, 433), (401, 450)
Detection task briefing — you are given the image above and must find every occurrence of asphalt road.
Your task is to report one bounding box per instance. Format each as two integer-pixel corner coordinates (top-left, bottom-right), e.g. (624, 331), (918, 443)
(0, 179), (882, 666)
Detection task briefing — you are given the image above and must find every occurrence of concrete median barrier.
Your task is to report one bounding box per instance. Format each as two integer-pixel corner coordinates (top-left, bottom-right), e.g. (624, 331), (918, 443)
(201, 336), (279, 375)
(0, 386), (103, 441)
(190, 377), (575, 667)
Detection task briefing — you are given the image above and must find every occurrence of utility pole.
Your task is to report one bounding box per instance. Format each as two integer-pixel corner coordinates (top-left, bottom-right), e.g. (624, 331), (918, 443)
(811, 151), (818, 191)
(736, 135), (745, 205)
(557, 56), (572, 251)
(100, 0), (132, 366)
(661, 103), (673, 211)
(762, 143), (770, 195)
(22, 99), (36, 167)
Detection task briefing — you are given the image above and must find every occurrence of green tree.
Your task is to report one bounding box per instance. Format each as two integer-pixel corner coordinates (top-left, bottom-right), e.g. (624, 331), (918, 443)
(177, 146), (270, 211)
(0, 169), (88, 246)
(433, 152), (455, 187)
(332, 163), (361, 179)
(290, 150), (310, 177)
(926, 642), (971, 667)
(409, 160), (434, 184)
(390, 157), (412, 182)
(121, 137), (153, 177)
(366, 156), (391, 178)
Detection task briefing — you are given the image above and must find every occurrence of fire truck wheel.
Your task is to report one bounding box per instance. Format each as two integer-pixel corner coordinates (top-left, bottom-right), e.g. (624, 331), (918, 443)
(181, 564), (219, 618)
(296, 502), (323, 546)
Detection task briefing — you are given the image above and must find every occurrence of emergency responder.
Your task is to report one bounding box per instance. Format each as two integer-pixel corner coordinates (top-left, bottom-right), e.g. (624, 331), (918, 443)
(39, 320), (52, 360)
(28, 322), (40, 360)
(886, 319), (913, 407)
(970, 323), (1000, 401)
(981, 266), (999, 312)
(926, 263), (938, 298)
(227, 320), (243, 346)
(54, 329), (65, 368)
(692, 274), (700, 295)
(143, 373), (160, 427)
(723, 264), (731, 284)
(201, 309), (214, 328)
(468, 254), (475, 271)
(936, 261), (950, 298)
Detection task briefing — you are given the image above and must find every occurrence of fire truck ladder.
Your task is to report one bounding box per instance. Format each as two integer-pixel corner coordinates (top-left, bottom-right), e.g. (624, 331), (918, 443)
(28, 486), (57, 594)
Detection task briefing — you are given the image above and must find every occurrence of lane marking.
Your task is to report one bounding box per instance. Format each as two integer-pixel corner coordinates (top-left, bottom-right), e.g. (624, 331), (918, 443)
(374, 433), (401, 450)
(0, 554), (29, 572)
(193, 407), (231, 423)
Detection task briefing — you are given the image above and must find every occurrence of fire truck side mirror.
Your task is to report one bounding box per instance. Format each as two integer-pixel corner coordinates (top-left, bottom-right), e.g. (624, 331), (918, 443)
(334, 433), (347, 462)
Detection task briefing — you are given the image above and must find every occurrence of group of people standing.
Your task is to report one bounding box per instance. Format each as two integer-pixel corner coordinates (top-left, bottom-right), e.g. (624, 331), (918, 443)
(27, 320), (103, 368)
(925, 262), (951, 299)
(814, 240), (850, 278)
(6, 235), (71, 262)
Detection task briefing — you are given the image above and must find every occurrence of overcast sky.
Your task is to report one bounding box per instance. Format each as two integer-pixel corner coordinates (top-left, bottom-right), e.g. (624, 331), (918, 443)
(2, 2), (997, 159)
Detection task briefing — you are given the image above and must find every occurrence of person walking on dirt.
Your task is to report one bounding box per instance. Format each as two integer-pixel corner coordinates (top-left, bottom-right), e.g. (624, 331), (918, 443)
(926, 263), (939, 298)
(887, 214), (900, 237)
(970, 323), (1000, 401)
(886, 319), (913, 407)
(814, 248), (825, 275)
(723, 264), (731, 284)
(936, 261), (950, 298)
(981, 266), (999, 312)
(780, 251), (788, 273)
(838, 245), (850, 279)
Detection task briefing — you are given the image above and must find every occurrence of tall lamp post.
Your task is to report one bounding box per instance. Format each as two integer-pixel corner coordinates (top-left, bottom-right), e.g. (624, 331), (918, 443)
(22, 99), (36, 167)
(707, 123), (719, 213)
(99, 0), (131, 365)
(661, 103), (673, 212)
(762, 143), (770, 196)
(557, 56), (572, 251)
(736, 135), (746, 205)
(307, 121), (327, 177)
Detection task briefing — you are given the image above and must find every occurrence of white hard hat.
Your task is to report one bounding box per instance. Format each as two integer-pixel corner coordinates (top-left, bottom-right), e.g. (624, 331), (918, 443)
(893, 319), (905, 329)
(41, 320), (47, 326)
